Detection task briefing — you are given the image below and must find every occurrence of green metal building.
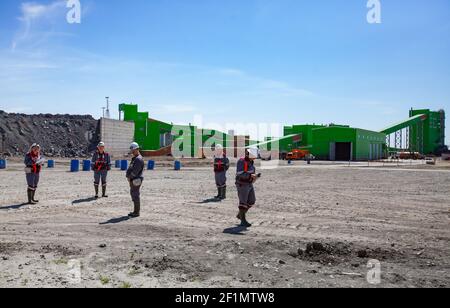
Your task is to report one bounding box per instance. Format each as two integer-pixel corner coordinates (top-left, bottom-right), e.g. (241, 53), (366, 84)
(281, 124), (324, 152)
(380, 109), (446, 155)
(312, 126), (386, 161)
(281, 108), (446, 160)
(281, 124), (386, 161)
(118, 103), (256, 157)
(119, 103), (445, 160)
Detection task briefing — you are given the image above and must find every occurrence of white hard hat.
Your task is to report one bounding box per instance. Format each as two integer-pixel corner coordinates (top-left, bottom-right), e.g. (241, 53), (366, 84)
(247, 147), (259, 159)
(215, 144), (223, 151)
(97, 142), (105, 147)
(130, 142), (140, 151)
(30, 143), (41, 152)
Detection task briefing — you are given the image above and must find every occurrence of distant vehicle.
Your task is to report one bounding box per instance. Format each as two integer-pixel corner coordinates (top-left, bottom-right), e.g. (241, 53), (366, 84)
(391, 152), (424, 160)
(399, 152), (424, 160)
(286, 149), (310, 161)
(425, 157), (436, 165)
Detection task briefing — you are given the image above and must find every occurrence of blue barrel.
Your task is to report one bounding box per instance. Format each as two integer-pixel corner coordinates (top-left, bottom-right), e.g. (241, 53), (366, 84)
(120, 160), (128, 171)
(82, 160), (91, 171)
(174, 160), (181, 171)
(70, 160), (80, 172)
(115, 160), (121, 168)
(147, 160), (155, 170)
(47, 160), (55, 168)
(0, 159), (6, 170)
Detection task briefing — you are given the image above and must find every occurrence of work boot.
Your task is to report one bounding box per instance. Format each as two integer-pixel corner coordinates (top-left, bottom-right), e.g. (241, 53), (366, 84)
(27, 189), (36, 205)
(128, 201), (140, 218)
(221, 187), (227, 200)
(102, 185), (108, 198)
(236, 209), (245, 220)
(94, 185), (99, 199)
(215, 187), (221, 199)
(240, 210), (252, 228)
(31, 190), (39, 203)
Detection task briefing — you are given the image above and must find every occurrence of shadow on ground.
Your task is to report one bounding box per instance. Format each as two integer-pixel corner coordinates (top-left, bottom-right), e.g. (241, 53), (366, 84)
(0, 203), (29, 211)
(223, 225), (248, 235)
(72, 197), (97, 205)
(99, 216), (131, 225)
(197, 198), (222, 204)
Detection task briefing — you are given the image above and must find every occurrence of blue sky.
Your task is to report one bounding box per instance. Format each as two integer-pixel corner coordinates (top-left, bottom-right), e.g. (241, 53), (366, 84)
(0, 0), (449, 142)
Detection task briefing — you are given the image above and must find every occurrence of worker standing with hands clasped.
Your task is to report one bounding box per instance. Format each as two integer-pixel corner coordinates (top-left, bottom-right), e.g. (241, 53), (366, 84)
(235, 147), (260, 227)
(24, 143), (45, 204)
(91, 142), (111, 199)
(213, 144), (230, 200)
(126, 142), (145, 218)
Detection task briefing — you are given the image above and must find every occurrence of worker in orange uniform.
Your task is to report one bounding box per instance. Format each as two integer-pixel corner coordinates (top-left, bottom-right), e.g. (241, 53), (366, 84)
(24, 143), (45, 204)
(91, 142), (111, 199)
(235, 147), (260, 227)
(213, 144), (230, 200)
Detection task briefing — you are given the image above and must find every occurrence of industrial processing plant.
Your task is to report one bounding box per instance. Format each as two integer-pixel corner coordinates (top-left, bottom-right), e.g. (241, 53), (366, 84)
(110, 104), (446, 161)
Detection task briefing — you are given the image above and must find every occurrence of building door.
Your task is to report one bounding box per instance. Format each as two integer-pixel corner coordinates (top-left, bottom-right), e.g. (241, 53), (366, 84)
(335, 142), (352, 161)
(160, 132), (173, 148)
(329, 142), (336, 161)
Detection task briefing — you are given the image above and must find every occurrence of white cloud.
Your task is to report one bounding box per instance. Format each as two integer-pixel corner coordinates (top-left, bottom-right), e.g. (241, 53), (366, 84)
(18, 1), (67, 24)
(12, 1), (67, 51)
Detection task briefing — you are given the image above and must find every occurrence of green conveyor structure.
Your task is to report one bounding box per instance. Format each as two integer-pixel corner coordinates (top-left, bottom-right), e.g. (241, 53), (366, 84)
(380, 113), (428, 154)
(380, 114), (427, 135)
(380, 109), (446, 155)
(250, 134), (300, 149)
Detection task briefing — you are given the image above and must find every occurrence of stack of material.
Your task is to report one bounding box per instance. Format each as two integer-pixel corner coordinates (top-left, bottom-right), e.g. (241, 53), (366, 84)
(0, 110), (100, 157)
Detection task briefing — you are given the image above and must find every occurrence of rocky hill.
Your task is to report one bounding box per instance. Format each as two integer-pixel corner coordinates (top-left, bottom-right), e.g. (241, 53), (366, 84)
(0, 110), (100, 157)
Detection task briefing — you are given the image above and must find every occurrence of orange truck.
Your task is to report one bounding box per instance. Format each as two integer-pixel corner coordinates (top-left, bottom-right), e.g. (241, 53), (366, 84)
(398, 152), (424, 160)
(286, 149), (310, 160)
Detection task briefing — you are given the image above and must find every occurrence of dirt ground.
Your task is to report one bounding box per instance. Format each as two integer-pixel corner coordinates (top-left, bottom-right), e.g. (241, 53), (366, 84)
(0, 159), (449, 288)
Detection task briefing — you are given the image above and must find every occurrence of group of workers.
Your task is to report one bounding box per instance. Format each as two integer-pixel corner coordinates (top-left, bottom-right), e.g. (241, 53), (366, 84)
(23, 141), (259, 227)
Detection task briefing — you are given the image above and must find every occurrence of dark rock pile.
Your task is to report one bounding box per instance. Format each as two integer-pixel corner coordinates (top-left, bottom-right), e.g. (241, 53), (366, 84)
(0, 110), (100, 158)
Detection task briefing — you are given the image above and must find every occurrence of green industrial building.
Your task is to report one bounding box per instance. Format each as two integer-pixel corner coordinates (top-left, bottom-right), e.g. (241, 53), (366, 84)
(118, 104), (255, 158)
(381, 109), (446, 155)
(118, 104), (445, 161)
(280, 108), (446, 161)
(281, 124), (386, 161)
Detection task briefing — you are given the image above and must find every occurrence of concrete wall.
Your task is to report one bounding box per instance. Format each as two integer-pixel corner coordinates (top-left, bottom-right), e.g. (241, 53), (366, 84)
(100, 118), (135, 158)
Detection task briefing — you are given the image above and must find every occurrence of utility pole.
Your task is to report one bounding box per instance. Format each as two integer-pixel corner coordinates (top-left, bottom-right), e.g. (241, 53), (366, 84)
(105, 97), (111, 119)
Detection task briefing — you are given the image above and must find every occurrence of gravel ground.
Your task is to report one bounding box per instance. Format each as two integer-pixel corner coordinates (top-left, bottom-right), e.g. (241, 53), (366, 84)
(0, 160), (449, 288)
